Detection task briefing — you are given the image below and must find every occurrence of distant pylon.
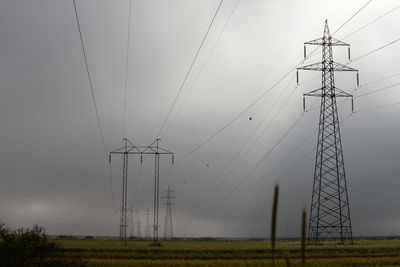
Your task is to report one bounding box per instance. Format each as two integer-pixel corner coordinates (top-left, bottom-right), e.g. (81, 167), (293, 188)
(297, 20), (359, 244)
(145, 209), (151, 240)
(136, 219), (141, 239)
(163, 186), (175, 240)
(129, 207), (136, 239)
(110, 139), (173, 245)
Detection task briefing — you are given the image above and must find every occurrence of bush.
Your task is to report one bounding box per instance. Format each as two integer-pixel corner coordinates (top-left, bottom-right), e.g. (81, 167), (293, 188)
(0, 223), (87, 266)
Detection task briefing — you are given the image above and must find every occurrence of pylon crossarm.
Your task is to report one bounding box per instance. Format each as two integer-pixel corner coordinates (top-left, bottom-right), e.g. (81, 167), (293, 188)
(330, 37), (350, 47)
(332, 62), (357, 72)
(304, 88), (323, 97)
(304, 37), (324, 46)
(110, 140), (142, 154)
(298, 62), (323, 71)
(305, 37), (349, 47)
(334, 88), (353, 98)
(141, 151), (173, 155)
(298, 61), (357, 72)
(110, 146), (173, 155)
(141, 146), (158, 154)
(151, 147), (173, 154)
(139, 145), (172, 154)
(141, 139), (160, 154)
(110, 147), (141, 154)
(125, 138), (137, 147)
(110, 146), (125, 153)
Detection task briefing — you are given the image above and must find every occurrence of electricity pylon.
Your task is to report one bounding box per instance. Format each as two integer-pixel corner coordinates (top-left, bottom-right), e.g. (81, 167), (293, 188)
(145, 209), (151, 240)
(297, 20), (359, 244)
(136, 219), (141, 239)
(129, 207), (136, 239)
(163, 186), (175, 240)
(110, 138), (173, 245)
(109, 138), (131, 245)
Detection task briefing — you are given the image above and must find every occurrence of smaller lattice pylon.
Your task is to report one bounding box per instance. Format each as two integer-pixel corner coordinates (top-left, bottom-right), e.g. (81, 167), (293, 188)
(136, 219), (141, 239)
(162, 186), (175, 240)
(145, 209), (151, 240)
(129, 207), (137, 239)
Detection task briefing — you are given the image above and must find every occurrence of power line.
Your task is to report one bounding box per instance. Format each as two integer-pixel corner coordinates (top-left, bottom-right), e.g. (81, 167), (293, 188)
(161, 104), (254, 194)
(122, 0), (132, 139)
(174, 44), (321, 164)
(221, 146), (316, 218)
(156, 0), (224, 138)
(183, 75), (297, 209)
(164, 48), (320, 205)
(176, 67), (297, 163)
(326, 0), (358, 21)
(218, 113), (354, 218)
(351, 37), (400, 62)
(162, 0), (242, 137)
(72, 0), (113, 206)
(360, 72), (400, 87)
(332, 0), (373, 36)
(341, 3), (400, 40)
(355, 101), (400, 113)
(200, 113), (305, 215)
(159, 0), (242, 190)
(72, 0), (108, 155)
(355, 81), (400, 99)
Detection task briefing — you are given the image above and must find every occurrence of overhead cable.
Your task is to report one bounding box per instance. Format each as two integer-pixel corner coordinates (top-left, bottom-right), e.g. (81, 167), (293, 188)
(342, 4), (400, 40)
(72, 0), (113, 207)
(162, 0), (242, 137)
(156, 0), (224, 138)
(351, 37), (400, 62)
(332, 0), (373, 36)
(123, 0), (132, 139)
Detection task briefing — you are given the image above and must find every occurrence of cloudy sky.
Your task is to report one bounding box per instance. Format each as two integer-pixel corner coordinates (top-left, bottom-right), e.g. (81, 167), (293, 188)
(1, 0), (400, 238)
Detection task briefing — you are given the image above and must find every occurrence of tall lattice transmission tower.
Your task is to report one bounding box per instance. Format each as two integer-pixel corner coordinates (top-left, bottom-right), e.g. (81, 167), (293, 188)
(110, 139), (173, 245)
(145, 209), (151, 240)
(163, 186), (175, 240)
(297, 20), (359, 244)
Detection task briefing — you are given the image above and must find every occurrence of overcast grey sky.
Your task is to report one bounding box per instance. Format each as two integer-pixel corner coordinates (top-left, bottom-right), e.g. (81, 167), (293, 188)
(1, 0), (400, 238)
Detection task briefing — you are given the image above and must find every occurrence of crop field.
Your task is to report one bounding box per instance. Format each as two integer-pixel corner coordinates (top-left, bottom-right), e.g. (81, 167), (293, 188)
(54, 238), (400, 266)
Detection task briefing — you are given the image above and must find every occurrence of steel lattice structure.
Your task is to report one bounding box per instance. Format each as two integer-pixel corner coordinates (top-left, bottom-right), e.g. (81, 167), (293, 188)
(163, 186), (175, 240)
(145, 209), (151, 240)
(297, 20), (359, 244)
(110, 138), (173, 245)
(136, 219), (141, 239)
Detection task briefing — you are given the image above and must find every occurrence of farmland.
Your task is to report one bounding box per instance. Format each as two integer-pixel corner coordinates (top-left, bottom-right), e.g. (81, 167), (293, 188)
(54, 238), (400, 266)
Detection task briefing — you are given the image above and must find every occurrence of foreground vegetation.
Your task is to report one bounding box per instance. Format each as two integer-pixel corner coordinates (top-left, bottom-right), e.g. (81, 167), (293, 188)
(2, 224), (399, 266)
(53, 238), (400, 266)
(0, 224), (86, 266)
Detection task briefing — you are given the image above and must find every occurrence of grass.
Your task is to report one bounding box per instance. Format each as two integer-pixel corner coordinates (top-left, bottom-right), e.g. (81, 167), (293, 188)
(53, 238), (400, 266)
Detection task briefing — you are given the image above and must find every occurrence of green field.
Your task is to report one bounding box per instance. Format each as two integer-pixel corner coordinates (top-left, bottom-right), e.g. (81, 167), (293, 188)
(53, 238), (400, 266)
